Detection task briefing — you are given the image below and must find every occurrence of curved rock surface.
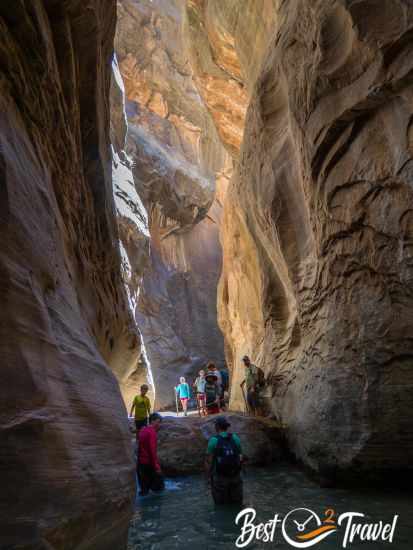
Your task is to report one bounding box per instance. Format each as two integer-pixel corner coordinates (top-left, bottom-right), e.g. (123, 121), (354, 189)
(157, 414), (285, 475)
(115, 0), (231, 408)
(217, 0), (413, 479)
(0, 3), (135, 548)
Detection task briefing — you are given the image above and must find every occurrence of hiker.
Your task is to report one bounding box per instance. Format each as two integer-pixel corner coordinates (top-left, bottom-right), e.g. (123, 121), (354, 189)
(130, 384), (151, 437)
(204, 370), (220, 415)
(205, 417), (243, 505)
(240, 355), (263, 416)
(137, 413), (165, 496)
(207, 362), (223, 393)
(175, 376), (191, 416)
(194, 369), (207, 416)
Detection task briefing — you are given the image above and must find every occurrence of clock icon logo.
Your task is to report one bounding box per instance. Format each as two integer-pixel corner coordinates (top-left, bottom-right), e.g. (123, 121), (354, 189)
(282, 508), (337, 548)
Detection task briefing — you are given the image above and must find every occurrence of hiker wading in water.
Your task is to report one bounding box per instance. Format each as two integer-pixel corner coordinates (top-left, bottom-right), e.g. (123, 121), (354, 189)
(175, 376), (190, 416)
(205, 417), (243, 505)
(137, 413), (165, 496)
(130, 384), (151, 437)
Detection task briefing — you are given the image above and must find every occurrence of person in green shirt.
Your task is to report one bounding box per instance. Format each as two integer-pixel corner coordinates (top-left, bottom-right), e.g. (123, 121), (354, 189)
(240, 355), (262, 416)
(130, 384), (151, 436)
(205, 417), (243, 505)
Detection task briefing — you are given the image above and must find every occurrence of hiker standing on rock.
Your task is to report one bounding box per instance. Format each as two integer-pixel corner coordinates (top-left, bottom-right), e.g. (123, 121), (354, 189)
(175, 376), (191, 416)
(194, 369), (207, 416)
(130, 384), (151, 437)
(205, 370), (220, 415)
(205, 417), (243, 505)
(137, 413), (165, 496)
(240, 356), (263, 416)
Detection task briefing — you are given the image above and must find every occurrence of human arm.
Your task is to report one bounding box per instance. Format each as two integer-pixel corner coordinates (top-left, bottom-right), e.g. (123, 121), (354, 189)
(129, 398), (135, 417)
(232, 433), (244, 465)
(149, 430), (161, 472)
(205, 455), (213, 485)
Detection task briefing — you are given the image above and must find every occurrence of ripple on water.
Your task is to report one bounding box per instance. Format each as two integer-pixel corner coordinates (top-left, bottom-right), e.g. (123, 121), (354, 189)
(128, 464), (413, 550)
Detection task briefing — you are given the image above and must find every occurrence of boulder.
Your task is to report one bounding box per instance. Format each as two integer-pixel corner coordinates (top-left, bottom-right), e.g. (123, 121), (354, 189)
(157, 413), (285, 475)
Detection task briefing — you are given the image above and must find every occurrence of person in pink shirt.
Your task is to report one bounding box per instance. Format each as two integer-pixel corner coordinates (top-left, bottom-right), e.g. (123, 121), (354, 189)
(137, 413), (165, 495)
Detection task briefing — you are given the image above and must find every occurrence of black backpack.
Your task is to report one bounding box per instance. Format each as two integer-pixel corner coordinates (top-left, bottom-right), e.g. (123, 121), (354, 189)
(214, 434), (241, 476)
(205, 382), (218, 405)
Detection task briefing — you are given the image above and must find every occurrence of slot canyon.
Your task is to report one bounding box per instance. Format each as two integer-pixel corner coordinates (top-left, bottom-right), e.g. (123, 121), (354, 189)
(1, 0), (413, 549)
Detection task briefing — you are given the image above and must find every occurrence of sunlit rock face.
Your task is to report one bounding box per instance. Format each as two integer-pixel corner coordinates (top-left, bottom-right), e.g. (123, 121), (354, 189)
(111, 55), (152, 409)
(0, 3), (135, 548)
(185, 0), (276, 158)
(116, 0), (230, 408)
(218, 0), (413, 479)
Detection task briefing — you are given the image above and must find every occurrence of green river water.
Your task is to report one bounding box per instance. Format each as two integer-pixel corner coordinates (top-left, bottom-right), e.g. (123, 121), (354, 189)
(127, 464), (412, 550)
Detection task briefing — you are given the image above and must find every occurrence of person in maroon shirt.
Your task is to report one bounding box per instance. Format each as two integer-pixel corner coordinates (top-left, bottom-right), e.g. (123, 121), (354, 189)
(137, 412), (165, 495)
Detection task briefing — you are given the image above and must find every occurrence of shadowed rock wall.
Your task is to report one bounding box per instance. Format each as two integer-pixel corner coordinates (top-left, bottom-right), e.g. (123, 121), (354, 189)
(217, 0), (413, 479)
(0, 2), (136, 547)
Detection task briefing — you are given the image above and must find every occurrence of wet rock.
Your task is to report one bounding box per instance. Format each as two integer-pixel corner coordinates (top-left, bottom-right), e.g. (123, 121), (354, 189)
(157, 414), (285, 475)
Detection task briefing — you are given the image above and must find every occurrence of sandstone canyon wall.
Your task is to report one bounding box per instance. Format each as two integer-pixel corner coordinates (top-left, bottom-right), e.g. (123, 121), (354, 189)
(213, 0), (413, 479)
(115, 0), (230, 408)
(111, 54), (153, 409)
(0, 2), (136, 548)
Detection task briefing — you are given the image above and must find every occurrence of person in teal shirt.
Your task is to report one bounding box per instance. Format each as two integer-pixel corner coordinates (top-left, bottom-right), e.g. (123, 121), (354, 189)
(175, 377), (191, 416)
(205, 417), (243, 505)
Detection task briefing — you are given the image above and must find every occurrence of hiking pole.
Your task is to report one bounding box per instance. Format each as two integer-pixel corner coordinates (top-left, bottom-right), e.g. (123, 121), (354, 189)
(240, 384), (250, 416)
(175, 388), (179, 416)
(196, 393), (201, 417)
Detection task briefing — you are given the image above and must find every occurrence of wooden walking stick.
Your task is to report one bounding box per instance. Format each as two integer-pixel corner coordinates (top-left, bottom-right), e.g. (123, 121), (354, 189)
(240, 383), (250, 415)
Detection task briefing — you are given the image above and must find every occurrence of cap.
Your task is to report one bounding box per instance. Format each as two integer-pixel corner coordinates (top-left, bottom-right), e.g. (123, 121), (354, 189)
(215, 417), (231, 430)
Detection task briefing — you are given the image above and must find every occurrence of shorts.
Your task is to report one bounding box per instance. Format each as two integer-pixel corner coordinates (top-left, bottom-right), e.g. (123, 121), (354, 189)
(197, 393), (206, 403)
(135, 419), (148, 433)
(180, 397), (188, 403)
(247, 389), (259, 409)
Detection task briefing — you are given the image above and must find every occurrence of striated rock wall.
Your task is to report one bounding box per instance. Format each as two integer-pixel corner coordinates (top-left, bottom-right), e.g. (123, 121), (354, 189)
(218, 0), (413, 479)
(116, 0), (230, 408)
(0, 2), (136, 548)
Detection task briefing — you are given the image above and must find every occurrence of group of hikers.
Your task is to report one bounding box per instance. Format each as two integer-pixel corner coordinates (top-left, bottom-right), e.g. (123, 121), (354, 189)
(174, 361), (229, 416)
(129, 355), (265, 503)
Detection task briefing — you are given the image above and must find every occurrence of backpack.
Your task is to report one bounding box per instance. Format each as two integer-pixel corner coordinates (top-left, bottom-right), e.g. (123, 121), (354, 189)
(220, 370), (229, 391)
(214, 434), (241, 477)
(256, 366), (265, 387)
(205, 382), (218, 405)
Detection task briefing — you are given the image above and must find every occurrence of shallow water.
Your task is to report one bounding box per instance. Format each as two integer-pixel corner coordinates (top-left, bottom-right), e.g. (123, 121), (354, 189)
(127, 464), (412, 550)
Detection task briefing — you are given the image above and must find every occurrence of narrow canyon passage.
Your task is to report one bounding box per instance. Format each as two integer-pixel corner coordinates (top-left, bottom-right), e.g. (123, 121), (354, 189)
(1, 1), (413, 549)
